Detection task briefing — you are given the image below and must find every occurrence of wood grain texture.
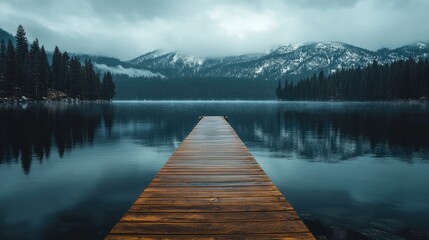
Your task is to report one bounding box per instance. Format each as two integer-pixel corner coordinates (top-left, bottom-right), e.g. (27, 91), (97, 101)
(106, 116), (314, 239)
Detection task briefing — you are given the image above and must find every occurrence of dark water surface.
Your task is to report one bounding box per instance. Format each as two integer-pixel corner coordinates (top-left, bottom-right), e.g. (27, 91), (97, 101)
(1, 101), (428, 239)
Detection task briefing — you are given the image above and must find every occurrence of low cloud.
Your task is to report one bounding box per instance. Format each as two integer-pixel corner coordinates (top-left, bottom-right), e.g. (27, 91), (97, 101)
(94, 63), (164, 78)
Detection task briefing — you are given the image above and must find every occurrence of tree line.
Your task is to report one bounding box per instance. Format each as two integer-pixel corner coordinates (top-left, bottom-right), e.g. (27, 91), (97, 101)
(276, 58), (429, 101)
(0, 25), (115, 100)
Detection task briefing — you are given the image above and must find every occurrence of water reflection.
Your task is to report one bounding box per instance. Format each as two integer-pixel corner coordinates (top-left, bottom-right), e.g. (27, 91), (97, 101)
(1, 102), (429, 172)
(241, 104), (429, 162)
(0, 104), (114, 174)
(0, 101), (428, 239)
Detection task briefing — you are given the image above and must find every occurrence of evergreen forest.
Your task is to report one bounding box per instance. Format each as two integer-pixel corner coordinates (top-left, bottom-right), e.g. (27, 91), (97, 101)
(0, 25), (115, 100)
(276, 59), (429, 101)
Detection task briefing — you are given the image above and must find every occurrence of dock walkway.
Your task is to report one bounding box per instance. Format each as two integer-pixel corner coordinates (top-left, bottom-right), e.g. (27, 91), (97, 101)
(106, 116), (314, 239)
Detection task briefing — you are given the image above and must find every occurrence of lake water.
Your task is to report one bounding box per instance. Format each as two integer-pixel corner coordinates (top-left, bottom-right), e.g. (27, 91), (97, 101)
(1, 101), (428, 239)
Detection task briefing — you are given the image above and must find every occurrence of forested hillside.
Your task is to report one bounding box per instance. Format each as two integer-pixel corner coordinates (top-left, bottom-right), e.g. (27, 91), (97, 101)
(0, 25), (115, 100)
(276, 59), (429, 101)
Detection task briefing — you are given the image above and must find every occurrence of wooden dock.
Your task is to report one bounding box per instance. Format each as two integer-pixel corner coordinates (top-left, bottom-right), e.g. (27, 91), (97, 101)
(106, 116), (314, 239)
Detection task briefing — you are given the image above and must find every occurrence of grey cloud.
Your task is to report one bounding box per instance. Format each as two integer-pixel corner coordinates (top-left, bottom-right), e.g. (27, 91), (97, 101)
(0, 0), (428, 60)
(287, 0), (360, 9)
(87, 0), (193, 20)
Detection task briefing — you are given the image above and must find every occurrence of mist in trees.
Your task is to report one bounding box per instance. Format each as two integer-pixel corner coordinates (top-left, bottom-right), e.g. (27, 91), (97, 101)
(276, 59), (429, 101)
(0, 25), (115, 100)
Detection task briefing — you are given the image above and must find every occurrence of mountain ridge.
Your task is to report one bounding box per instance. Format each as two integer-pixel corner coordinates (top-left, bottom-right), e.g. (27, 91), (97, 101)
(126, 41), (429, 81)
(1, 27), (428, 81)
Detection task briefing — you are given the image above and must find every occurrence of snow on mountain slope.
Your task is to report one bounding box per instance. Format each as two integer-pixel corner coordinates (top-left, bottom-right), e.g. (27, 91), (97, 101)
(389, 42), (429, 59)
(126, 42), (429, 81)
(129, 49), (206, 76)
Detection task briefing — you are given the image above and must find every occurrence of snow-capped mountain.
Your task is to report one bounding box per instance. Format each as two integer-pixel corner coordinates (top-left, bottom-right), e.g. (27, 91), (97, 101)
(1, 26), (427, 81)
(128, 50), (206, 76)
(126, 42), (429, 81)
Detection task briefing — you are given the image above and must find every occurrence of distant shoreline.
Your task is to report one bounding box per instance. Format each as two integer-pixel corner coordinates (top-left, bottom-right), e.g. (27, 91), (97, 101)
(112, 99), (428, 103)
(0, 96), (111, 104)
(0, 88), (112, 104)
(2, 98), (428, 104)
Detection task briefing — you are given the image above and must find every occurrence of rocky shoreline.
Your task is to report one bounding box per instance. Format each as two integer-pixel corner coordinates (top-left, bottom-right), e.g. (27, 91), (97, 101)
(0, 89), (110, 104)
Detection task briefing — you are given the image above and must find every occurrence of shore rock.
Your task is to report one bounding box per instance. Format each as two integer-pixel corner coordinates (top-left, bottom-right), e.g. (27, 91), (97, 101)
(48, 89), (69, 100)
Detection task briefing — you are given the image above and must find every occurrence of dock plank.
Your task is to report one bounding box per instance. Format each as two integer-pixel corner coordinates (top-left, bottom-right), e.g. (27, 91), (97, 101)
(106, 116), (314, 239)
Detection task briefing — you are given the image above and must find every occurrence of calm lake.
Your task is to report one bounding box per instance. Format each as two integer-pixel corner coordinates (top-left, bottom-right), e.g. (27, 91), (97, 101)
(1, 101), (429, 239)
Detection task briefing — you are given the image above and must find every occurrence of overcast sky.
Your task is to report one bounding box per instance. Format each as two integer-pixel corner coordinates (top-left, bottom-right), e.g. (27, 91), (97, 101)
(1, 0), (428, 60)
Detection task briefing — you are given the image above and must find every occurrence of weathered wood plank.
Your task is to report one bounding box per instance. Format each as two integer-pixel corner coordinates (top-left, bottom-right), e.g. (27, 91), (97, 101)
(120, 211), (301, 222)
(140, 185), (279, 191)
(147, 181), (277, 187)
(136, 196), (287, 204)
(128, 203), (293, 213)
(105, 116), (314, 239)
(157, 171), (265, 175)
(110, 221), (309, 235)
(139, 191), (285, 198)
(106, 233), (315, 240)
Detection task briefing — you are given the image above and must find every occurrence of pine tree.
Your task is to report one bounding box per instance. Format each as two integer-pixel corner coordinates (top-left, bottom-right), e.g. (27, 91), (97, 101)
(359, 72), (368, 100)
(15, 25), (28, 94)
(422, 59), (429, 98)
(51, 46), (62, 89)
(83, 59), (94, 99)
(386, 64), (394, 99)
(310, 74), (317, 100)
(392, 61), (403, 99)
(318, 70), (325, 100)
(93, 72), (101, 100)
(101, 71), (115, 100)
(0, 39), (6, 91)
(69, 57), (82, 98)
(416, 59), (425, 99)
(275, 80), (283, 100)
(29, 39), (41, 97)
(22, 52), (31, 96)
(282, 79), (289, 100)
(5, 39), (17, 94)
(408, 58), (419, 99)
(38, 46), (49, 97)
(61, 51), (70, 93)
(15, 25), (28, 60)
